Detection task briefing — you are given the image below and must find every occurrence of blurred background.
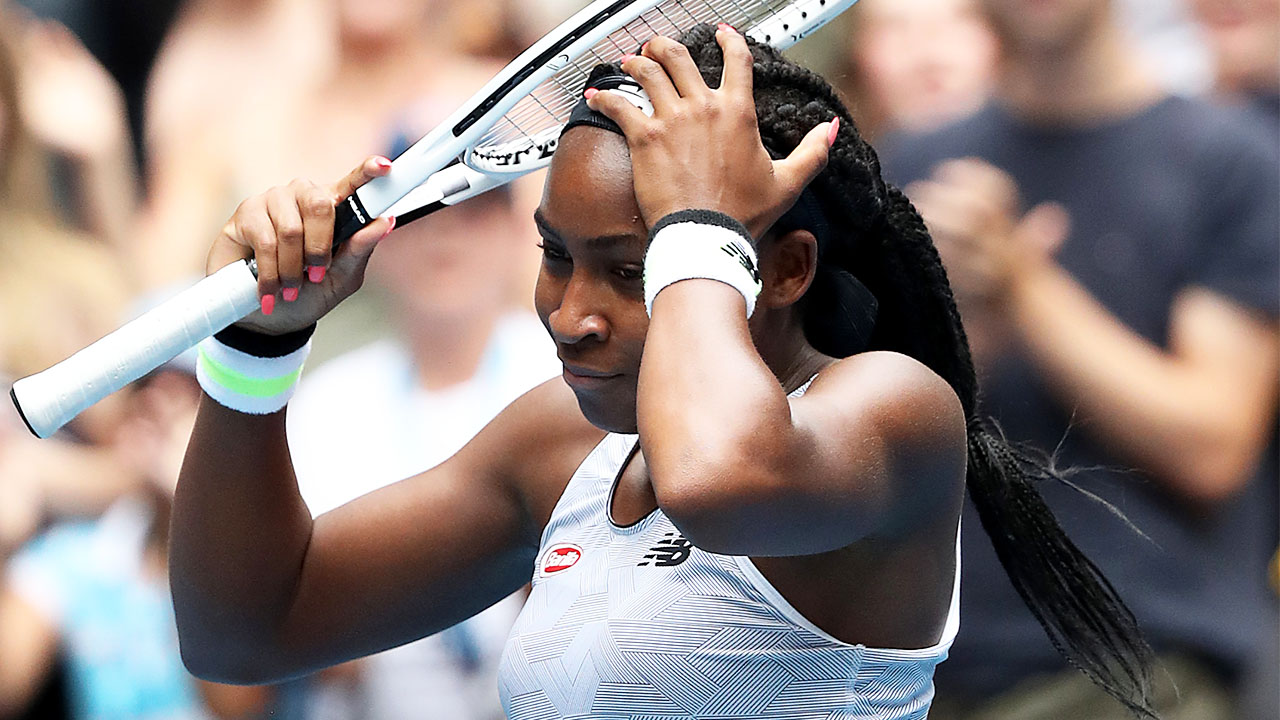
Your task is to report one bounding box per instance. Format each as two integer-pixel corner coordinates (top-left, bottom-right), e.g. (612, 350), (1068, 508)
(0, 0), (1274, 719)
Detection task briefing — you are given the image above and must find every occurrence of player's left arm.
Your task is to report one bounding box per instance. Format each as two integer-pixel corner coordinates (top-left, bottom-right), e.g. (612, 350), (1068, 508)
(589, 29), (968, 556)
(641, 316), (968, 557)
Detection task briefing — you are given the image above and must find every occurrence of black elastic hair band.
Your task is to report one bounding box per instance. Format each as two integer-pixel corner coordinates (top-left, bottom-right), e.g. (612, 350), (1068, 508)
(562, 64), (633, 137)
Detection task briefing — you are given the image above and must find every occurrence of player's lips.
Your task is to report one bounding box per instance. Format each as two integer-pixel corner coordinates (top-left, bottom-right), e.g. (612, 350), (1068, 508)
(561, 363), (622, 389)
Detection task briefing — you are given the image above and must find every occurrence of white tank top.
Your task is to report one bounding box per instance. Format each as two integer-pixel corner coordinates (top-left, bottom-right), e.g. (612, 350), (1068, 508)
(498, 385), (960, 719)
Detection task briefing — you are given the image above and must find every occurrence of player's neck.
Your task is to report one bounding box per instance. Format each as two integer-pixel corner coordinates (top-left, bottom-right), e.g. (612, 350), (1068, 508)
(995, 24), (1163, 127)
(404, 310), (502, 392)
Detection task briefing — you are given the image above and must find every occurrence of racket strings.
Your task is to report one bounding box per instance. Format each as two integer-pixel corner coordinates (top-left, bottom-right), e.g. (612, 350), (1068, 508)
(477, 0), (793, 153)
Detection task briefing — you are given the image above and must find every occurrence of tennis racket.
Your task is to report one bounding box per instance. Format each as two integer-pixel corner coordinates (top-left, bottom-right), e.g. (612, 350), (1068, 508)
(11, 0), (861, 438)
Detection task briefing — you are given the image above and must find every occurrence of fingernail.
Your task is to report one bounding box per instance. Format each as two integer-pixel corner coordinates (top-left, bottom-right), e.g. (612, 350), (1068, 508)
(620, 53), (636, 63)
(641, 41), (649, 54)
(282, 287), (299, 302)
(827, 116), (840, 147)
(260, 294), (275, 315)
(379, 215), (396, 240)
(717, 23), (735, 33)
(307, 266), (326, 283)
(373, 156), (392, 170)
(584, 87), (598, 100)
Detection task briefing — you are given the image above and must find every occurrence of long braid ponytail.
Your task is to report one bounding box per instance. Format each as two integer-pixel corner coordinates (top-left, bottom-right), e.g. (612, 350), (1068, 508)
(677, 24), (1158, 717)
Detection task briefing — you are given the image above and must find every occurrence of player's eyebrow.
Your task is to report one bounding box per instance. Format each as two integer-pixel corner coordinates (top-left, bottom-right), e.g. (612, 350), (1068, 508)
(534, 209), (641, 250)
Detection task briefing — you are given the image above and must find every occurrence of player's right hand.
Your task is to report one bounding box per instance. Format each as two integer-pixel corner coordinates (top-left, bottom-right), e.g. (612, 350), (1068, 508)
(205, 156), (398, 336)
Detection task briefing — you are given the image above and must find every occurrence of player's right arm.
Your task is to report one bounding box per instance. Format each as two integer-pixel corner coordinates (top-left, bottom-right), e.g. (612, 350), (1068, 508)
(171, 160), (596, 684)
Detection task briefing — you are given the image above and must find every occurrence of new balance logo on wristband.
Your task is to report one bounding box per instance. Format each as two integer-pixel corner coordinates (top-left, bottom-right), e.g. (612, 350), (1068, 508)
(637, 532), (693, 567)
(721, 242), (760, 282)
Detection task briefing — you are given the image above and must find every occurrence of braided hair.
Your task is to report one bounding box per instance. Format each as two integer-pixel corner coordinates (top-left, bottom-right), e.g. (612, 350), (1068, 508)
(674, 23), (1158, 718)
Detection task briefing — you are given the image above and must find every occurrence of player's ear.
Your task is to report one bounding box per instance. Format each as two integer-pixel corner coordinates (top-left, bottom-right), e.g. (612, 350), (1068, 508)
(757, 229), (817, 309)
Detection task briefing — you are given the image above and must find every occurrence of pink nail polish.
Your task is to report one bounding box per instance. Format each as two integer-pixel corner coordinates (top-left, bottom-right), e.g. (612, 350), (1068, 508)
(373, 156), (392, 170)
(260, 294), (275, 316)
(717, 22), (734, 33)
(308, 266), (326, 283)
(584, 87), (598, 100)
(641, 41), (649, 54)
(827, 116), (840, 147)
(282, 287), (299, 302)
(380, 216), (397, 240)
(621, 53), (636, 63)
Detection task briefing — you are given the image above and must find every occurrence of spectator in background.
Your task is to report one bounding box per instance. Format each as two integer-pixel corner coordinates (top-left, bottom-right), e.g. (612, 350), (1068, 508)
(137, 0), (332, 290)
(0, 2), (144, 514)
(879, 0), (1280, 717)
(15, 0), (183, 175)
(1, 362), (279, 720)
(837, 0), (997, 140)
(1, 3), (138, 252)
(136, 0), (507, 296)
(1189, 0), (1279, 125)
(285, 184), (559, 720)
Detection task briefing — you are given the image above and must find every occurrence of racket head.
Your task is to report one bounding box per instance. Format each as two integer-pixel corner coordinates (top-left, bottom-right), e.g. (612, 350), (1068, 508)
(454, 0), (861, 179)
(373, 0), (860, 224)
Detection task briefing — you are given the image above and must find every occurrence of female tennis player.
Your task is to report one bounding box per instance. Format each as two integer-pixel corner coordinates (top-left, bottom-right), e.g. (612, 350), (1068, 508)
(172, 24), (1156, 719)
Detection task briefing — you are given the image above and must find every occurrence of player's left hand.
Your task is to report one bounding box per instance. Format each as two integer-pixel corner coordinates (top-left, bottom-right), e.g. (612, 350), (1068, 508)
(586, 25), (836, 241)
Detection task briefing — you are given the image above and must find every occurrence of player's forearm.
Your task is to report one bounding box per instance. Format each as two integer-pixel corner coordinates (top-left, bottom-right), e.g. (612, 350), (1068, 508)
(639, 281), (797, 542)
(1006, 264), (1264, 502)
(170, 398), (313, 681)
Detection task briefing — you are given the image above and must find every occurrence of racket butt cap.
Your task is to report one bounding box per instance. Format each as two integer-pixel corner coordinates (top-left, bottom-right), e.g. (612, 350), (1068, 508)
(10, 383), (41, 439)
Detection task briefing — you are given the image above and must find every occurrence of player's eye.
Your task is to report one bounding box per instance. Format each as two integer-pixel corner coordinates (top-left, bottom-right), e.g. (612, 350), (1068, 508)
(614, 265), (643, 282)
(537, 241), (571, 264)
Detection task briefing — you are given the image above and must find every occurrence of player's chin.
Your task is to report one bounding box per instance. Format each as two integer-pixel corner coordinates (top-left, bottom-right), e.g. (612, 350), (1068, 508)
(568, 384), (638, 435)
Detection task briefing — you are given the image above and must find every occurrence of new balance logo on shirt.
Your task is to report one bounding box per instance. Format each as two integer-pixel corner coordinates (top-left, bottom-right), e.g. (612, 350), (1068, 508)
(637, 532), (693, 567)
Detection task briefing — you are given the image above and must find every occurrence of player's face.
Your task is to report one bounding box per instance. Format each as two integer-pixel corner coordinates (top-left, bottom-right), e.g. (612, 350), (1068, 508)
(535, 129), (649, 433)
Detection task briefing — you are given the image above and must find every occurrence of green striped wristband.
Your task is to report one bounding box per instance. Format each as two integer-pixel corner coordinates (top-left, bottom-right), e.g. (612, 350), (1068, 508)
(196, 334), (310, 414)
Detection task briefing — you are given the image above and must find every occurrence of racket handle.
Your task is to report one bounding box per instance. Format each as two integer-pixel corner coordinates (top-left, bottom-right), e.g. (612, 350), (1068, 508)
(334, 193), (374, 247)
(10, 260), (261, 438)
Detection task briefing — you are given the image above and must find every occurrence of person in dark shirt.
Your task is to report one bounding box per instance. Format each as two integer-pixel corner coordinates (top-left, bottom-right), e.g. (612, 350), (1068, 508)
(879, 0), (1280, 717)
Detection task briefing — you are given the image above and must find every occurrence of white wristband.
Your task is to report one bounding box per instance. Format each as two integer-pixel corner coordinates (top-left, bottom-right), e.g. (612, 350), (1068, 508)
(643, 211), (763, 318)
(196, 335), (310, 414)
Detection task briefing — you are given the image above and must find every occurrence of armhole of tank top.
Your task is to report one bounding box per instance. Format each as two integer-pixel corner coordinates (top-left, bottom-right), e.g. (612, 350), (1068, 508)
(534, 432), (635, 551)
(731, 519), (961, 657)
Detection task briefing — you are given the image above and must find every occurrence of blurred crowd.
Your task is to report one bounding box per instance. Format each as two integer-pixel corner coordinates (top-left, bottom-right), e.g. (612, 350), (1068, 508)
(0, 0), (1275, 719)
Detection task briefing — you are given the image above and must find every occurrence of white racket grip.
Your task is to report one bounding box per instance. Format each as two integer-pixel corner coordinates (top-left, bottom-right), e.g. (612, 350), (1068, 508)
(10, 260), (261, 438)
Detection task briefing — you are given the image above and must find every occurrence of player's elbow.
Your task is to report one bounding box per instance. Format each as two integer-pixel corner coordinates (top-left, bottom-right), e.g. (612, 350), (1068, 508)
(649, 437), (784, 553)
(178, 626), (279, 686)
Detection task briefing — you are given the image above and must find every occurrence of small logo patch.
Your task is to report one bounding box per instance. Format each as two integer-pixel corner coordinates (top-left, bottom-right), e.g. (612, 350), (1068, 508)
(540, 543), (583, 576)
(721, 241), (761, 282)
(637, 532), (693, 567)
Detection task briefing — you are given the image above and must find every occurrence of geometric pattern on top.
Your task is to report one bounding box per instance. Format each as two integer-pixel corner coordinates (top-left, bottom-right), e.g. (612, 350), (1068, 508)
(499, 427), (959, 720)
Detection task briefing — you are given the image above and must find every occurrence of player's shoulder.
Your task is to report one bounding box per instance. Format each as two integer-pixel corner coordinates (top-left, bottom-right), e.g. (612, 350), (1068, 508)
(803, 351), (967, 464)
(468, 377), (608, 525)
(496, 376), (603, 449)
